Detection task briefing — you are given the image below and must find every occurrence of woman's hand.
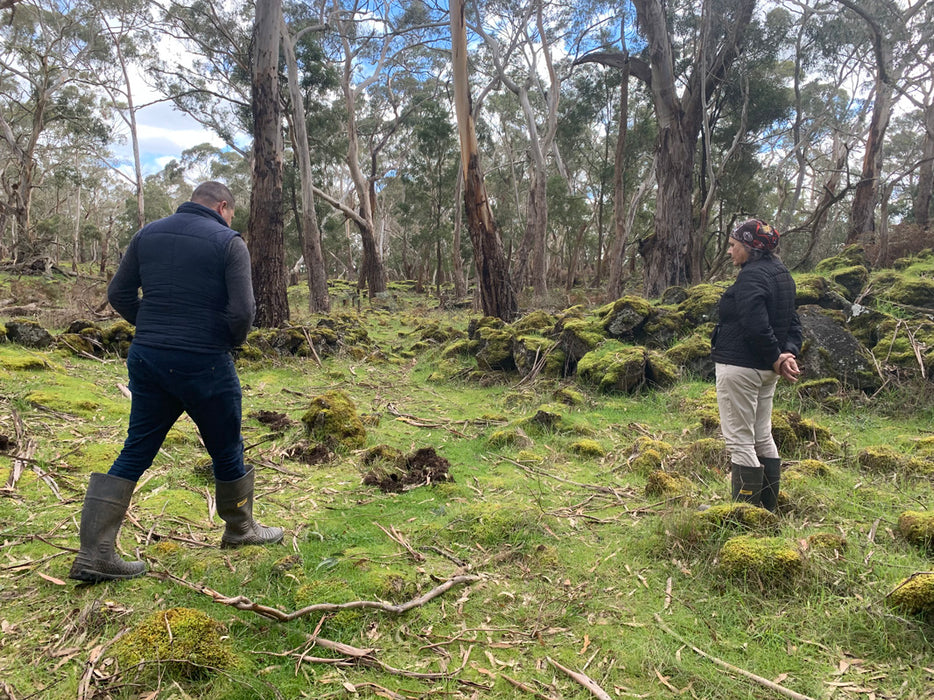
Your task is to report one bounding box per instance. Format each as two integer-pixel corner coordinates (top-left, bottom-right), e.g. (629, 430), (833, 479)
(773, 352), (801, 383)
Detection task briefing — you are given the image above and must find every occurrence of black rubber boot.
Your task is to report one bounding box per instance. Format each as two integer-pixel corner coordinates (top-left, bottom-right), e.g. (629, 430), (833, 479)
(759, 457), (782, 512)
(68, 473), (146, 582)
(730, 463), (763, 506)
(215, 467), (283, 548)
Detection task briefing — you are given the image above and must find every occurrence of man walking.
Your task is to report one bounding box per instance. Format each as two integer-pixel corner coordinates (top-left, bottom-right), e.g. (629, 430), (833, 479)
(69, 181), (282, 583)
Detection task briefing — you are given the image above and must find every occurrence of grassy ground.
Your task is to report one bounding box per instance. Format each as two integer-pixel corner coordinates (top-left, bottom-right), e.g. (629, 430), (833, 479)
(0, 274), (932, 700)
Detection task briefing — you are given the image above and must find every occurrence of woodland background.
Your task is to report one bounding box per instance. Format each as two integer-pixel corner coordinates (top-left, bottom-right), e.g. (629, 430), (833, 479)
(1, 0), (933, 320)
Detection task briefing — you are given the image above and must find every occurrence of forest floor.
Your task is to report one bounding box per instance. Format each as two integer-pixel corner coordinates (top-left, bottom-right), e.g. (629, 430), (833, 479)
(0, 270), (932, 700)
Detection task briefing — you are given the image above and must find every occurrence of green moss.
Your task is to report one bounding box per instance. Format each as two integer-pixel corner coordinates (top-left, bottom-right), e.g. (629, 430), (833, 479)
(488, 428), (530, 447)
(857, 446), (902, 473)
(556, 318), (606, 363)
(886, 277), (934, 307)
(814, 245), (868, 273)
(786, 459), (834, 479)
(676, 283), (724, 324)
(665, 334), (711, 369)
(717, 534), (803, 582)
(26, 389), (100, 414)
(474, 326), (516, 371)
(684, 438), (727, 469)
(56, 332), (96, 356)
(897, 511), (934, 549)
(511, 310), (556, 334)
(577, 341), (645, 393)
(113, 608), (235, 678)
(887, 573), (934, 619)
(460, 502), (541, 547)
(644, 470), (691, 498)
(598, 295), (652, 338)
(513, 335), (558, 377)
(441, 338), (474, 358)
(806, 532), (847, 552)
(634, 437), (675, 458)
(642, 308), (689, 348)
(827, 265), (869, 300)
(102, 320), (135, 348)
(570, 438), (606, 457)
(698, 503), (779, 530)
(300, 390), (366, 450)
(553, 387), (584, 405)
(0, 346), (52, 371)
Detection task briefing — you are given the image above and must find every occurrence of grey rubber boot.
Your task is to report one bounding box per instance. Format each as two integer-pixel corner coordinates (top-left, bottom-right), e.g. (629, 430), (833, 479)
(215, 467), (283, 548)
(759, 457), (782, 512)
(730, 463), (764, 505)
(68, 473), (147, 582)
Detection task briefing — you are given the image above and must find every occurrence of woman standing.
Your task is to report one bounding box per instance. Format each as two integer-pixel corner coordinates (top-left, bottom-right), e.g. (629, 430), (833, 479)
(711, 219), (802, 511)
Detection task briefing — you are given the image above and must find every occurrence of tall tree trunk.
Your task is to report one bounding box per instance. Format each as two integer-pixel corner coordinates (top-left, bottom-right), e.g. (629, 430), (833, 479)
(281, 17), (329, 312)
(249, 0), (289, 327)
(847, 78), (892, 242)
(451, 0), (517, 322)
(451, 166), (467, 298)
(914, 99), (934, 228)
(607, 68), (630, 298)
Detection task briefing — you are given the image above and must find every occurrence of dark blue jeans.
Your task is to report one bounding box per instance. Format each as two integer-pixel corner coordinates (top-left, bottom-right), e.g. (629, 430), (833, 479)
(108, 343), (246, 482)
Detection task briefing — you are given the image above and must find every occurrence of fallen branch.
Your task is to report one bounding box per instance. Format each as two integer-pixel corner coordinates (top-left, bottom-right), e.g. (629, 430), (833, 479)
(546, 656), (612, 700)
(151, 569), (482, 622)
(653, 614), (817, 700)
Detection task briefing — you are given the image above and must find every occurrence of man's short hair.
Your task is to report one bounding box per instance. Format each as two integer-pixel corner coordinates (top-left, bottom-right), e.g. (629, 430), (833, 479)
(191, 181), (235, 210)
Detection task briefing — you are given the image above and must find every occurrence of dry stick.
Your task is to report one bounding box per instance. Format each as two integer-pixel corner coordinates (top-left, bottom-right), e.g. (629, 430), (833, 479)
(374, 521), (426, 562)
(653, 614), (817, 700)
(298, 326), (323, 368)
(546, 656), (612, 700)
(385, 403), (469, 438)
(151, 568), (482, 622)
(501, 672), (561, 700)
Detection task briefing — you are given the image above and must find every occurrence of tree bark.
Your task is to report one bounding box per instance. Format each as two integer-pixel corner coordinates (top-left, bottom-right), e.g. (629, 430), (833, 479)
(914, 99), (934, 228)
(450, 0), (517, 322)
(607, 66), (630, 299)
(281, 17), (330, 313)
(248, 0), (289, 327)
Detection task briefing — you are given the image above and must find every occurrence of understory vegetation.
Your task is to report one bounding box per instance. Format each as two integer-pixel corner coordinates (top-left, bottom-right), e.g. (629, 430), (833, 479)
(0, 265), (932, 700)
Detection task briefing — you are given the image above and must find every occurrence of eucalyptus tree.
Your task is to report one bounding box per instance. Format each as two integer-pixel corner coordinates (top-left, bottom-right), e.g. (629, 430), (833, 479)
(834, 0), (934, 243)
(0, 0), (110, 262)
(250, 0), (289, 327)
(469, 0), (566, 297)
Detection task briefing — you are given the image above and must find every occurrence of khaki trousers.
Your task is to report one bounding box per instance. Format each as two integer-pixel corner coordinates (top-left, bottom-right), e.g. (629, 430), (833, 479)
(715, 363), (780, 468)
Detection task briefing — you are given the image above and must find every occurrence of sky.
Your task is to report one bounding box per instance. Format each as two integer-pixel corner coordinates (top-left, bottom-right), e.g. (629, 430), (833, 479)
(123, 98), (227, 177)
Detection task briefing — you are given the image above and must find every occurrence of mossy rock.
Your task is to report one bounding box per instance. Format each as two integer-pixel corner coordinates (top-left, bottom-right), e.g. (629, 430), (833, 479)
(570, 438), (606, 457)
(665, 333), (714, 380)
(641, 308), (689, 349)
(56, 332), (97, 356)
(512, 335), (558, 377)
(553, 386), (584, 405)
(440, 338), (475, 359)
(887, 573), (934, 619)
(886, 277), (934, 308)
(633, 436), (675, 458)
(577, 341), (647, 393)
(856, 446), (902, 474)
(488, 428), (531, 447)
(795, 378), (843, 411)
(628, 448), (663, 474)
(676, 284), (724, 325)
(300, 390), (366, 450)
(416, 321), (465, 344)
(683, 437), (727, 469)
(512, 310), (556, 334)
(4, 318), (53, 348)
(102, 319), (135, 346)
(699, 503), (779, 530)
(113, 608), (235, 679)
(555, 318), (606, 364)
(806, 532), (847, 552)
(827, 265), (869, 301)
(786, 459), (834, 479)
(516, 404), (572, 434)
(474, 326), (517, 371)
(814, 245), (869, 273)
(897, 511), (934, 549)
(598, 295), (652, 339)
(717, 534), (804, 582)
(772, 411), (838, 457)
(467, 315), (505, 339)
(645, 470), (691, 498)
(794, 274), (852, 309)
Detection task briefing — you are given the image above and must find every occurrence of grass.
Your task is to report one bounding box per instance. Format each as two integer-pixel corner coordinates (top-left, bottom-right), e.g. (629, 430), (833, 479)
(0, 272), (932, 700)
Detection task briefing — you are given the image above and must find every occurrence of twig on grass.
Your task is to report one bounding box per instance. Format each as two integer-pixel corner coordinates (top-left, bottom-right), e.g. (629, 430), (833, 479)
(546, 656), (612, 700)
(374, 521), (426, 562)
(150, 568), (482, 622)
(501, 671), (561, 700)
(653, 613), (817, 700)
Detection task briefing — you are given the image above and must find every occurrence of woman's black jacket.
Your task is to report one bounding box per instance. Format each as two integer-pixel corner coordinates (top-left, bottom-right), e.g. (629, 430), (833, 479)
(710, 255), (803, 370)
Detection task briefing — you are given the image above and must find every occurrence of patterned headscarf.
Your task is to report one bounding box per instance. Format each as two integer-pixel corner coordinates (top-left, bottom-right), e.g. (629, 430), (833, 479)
(730, 219), (780, 251)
